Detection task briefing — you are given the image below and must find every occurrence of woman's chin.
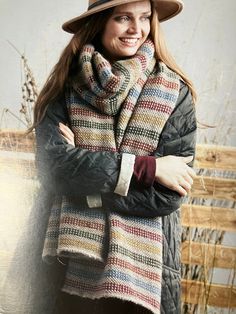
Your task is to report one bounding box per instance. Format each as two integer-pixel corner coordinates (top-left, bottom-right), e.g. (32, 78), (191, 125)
(115, 48), (140, 59)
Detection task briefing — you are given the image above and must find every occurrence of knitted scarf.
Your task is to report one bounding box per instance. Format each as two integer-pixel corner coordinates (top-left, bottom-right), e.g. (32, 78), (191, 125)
(43, 40), (180, 314)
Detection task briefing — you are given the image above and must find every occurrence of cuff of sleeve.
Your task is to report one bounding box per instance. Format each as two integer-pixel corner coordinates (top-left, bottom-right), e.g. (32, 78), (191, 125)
(133, 156), (156, 187)
(114, 153), (136, 196)
(86, 194), (102, 208)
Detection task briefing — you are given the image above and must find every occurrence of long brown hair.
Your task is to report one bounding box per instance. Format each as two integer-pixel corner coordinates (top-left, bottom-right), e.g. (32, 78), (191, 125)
(150, 5), (197, 102)
(29, 9), (113, 132)
(30, 2), (196, 132)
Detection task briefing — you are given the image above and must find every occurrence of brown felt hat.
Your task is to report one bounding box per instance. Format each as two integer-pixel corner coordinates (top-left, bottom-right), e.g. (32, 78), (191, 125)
(62, 0), (184, 33)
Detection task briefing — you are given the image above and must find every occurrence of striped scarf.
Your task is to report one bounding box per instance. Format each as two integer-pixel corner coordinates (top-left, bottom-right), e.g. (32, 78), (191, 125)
(43, 40), (180, 314)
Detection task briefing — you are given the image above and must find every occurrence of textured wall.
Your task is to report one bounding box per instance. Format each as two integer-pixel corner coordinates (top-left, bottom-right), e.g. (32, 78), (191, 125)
(163, 0), (236, 146)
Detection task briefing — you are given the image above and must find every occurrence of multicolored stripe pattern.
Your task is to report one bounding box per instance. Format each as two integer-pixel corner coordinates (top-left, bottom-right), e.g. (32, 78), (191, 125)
(43, 40), (180, 314)
(68, 40), (179, 155)
(63, 213), (162, 313)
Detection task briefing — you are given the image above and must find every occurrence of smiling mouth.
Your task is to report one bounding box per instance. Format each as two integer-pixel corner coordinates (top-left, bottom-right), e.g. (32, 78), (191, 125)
(119, 38), (140, 45)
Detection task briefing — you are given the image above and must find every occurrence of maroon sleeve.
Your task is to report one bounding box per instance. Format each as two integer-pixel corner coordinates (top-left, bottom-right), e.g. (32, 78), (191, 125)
(133, 156), (156, 188)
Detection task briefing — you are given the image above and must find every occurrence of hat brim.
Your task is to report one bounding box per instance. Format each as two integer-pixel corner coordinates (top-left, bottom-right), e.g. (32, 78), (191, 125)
(62, 0), (183, 34)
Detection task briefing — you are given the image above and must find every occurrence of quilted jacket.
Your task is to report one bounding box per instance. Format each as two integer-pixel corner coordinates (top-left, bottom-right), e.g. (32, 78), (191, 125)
(35, 80), (197, 314)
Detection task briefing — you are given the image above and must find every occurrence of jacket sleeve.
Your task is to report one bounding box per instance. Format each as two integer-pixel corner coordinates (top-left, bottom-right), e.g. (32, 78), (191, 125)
(35, 97), (122, 196)
(102, 82), (197, 217)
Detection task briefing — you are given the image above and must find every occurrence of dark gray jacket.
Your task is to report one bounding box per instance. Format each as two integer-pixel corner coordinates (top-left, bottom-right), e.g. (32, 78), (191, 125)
(36, 81), (197, 313)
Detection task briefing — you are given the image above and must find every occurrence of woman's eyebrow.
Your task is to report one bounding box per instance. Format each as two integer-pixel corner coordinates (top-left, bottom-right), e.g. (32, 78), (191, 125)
(113, 11), (152, 15)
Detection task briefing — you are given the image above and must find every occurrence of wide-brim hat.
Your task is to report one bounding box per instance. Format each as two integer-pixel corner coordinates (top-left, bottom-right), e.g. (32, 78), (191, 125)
(62, 0), (184, 34)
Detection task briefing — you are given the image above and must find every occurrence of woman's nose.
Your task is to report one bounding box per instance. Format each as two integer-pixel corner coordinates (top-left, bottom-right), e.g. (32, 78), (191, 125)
(127, 20), (140, 34)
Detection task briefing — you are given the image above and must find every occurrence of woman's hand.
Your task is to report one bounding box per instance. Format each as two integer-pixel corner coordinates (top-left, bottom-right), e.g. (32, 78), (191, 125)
(155, 155), (196, 196)
(59, 122), (75, 147)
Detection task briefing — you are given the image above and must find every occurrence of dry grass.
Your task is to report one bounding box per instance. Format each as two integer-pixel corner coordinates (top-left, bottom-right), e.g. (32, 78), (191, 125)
(0, 42), (38, 129)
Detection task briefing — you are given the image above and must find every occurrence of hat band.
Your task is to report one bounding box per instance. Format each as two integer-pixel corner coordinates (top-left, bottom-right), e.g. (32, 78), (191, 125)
(88, 0), (112, 10)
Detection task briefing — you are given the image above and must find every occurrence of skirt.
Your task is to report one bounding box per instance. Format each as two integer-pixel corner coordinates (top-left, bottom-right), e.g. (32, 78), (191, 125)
(57, 292), (152, 314)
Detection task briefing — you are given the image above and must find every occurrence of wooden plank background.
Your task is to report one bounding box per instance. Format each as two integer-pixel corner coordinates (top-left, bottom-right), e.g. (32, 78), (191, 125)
(194, 144), (236, 171)
(182, 280), (236, 308)
(182, 204), (236, 232)
(182, 241), (236, 269)
(0, 130), (35, 153)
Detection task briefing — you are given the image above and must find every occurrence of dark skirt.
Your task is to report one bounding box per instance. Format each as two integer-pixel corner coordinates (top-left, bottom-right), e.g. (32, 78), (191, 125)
(57, 292), (151, 314)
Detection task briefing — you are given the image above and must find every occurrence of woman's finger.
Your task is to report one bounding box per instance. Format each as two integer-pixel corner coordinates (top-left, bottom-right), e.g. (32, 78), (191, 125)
(60, 134), (75, 147)
(182, 156), (193, 164)
(59, 122), (75, 146)
(59, 123), (74, 137)
(60, 128), (74, 141)
(59, 122), (74, 136)
(186, 166), (196, 178)
(174, 184), (187, 197)
(178, 179), (192, 192)
(183, 173), (193, 185)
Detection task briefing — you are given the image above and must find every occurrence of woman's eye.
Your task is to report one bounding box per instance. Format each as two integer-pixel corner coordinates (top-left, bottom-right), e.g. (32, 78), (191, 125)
(141, 16), (151, 21)
(115, 16), (130, 22)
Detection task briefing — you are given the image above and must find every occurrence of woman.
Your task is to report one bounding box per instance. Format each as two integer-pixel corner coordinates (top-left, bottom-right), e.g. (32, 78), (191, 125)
(33, 0), (197, 313)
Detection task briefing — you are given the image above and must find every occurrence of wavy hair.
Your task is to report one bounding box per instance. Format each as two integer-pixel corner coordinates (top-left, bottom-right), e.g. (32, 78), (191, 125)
(30, 2), (196, 132)
(150, 6), (196, 102)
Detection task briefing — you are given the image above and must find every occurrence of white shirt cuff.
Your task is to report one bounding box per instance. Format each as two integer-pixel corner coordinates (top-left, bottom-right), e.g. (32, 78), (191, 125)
(86, 194), (102, 208)
(114, 153), (136, 196)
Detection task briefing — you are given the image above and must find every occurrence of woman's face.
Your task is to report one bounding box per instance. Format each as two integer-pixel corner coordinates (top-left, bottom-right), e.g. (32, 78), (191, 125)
(101, 1), (152, 61)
